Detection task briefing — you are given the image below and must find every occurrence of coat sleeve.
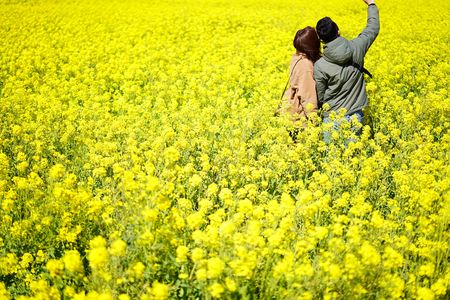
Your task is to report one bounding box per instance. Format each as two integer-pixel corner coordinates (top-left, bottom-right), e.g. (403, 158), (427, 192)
(353, 4), (380, 54)
(296, 60), (318, 113)
(313, 63), (326, 104)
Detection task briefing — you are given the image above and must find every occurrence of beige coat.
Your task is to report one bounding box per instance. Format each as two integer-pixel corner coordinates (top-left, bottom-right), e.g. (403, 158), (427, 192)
(283, 53), (318, 118)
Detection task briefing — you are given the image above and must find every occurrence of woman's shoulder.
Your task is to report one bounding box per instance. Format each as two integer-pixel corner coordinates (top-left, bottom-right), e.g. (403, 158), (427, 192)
(291, 53), (314, 71)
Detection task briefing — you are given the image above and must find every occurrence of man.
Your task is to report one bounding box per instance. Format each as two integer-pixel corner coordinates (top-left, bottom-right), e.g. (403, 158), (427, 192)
(314, 0), (380, 127)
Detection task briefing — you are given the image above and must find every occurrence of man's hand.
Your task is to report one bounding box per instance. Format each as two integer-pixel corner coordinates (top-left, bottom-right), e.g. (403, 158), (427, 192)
(363, 0), (375, 5)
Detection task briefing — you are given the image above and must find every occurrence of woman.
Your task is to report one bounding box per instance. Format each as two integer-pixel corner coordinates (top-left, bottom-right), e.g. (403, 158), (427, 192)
(282, 26), (321, 120)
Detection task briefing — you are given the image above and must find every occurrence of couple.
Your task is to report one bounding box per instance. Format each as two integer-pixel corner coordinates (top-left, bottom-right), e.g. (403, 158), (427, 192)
(282, 0), (380, 136)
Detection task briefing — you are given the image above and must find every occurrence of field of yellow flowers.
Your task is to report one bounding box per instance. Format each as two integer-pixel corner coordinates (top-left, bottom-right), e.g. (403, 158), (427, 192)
(0, 0), (449, 299)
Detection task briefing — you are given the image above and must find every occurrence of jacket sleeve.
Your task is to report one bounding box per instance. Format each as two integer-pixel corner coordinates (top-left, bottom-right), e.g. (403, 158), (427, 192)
(313, 64), (326, 104)
(296, 60), (318, 113)
(353, 4), (380, 54)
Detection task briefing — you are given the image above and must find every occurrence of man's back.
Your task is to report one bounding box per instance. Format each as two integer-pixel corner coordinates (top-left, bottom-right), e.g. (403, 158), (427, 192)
(314, 3), (380, 116)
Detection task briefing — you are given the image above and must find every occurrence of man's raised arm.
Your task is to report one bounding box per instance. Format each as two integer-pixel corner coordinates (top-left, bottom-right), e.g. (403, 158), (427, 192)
(354, 0), (380, 53)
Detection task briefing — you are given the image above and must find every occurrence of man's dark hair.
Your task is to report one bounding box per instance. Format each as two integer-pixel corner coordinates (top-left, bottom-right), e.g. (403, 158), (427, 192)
(316, 17), (339, 43)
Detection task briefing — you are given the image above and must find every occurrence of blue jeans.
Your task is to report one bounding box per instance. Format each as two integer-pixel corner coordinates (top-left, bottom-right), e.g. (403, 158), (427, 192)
(323, 110), (364, 144)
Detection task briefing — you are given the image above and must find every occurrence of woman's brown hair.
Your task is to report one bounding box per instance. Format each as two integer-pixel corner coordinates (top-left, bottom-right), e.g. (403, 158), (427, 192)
(293, 26), (321, 63)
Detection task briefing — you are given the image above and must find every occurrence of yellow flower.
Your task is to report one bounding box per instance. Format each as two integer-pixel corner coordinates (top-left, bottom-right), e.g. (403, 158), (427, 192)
(16, 161), (28, 173)
(208, 282), (224, 298)
(328, 264), (341, 280)
(118, 294), (130, 300)
(46, 259), (64, 278)
(109, 239), (127, 257)
(131, 262), (146, 279)
(207, 257), (225, 279)
(431, 278), (447, 296)
(163, 147), (180, 166)
(295, 262), (314, 277)
(0, 153), (9, 177)
(142, 208), (159, 222)
(416, 287), (435, 300)
(237, 199), (253, 214)
(186, 212), (204, 229)
(146, 176), (160, 192)
(151, 281), (169, 300)
(89, 291), (113, 300)
(88, 247), (108, 271)
(189, 174), (202, 187)
(380, 273), (405, 299)
(225, 277), (237, 291)
(383, 246), (404, 269)
(195, 268), (207, 281)
(49, 163), (65, 180)
(219, 188), (234, 207)
(19, 253), (33, 269)
(11, 125), (22, 136)
(418, 262), (435, 277)
(359, 241), (381, 266)
(273, 252), (294, 279)
(36, 250), (45, 263)
(206, 183), (219, 197)
(92, 167), (107, 178)
(89, 236), (107, 249)
(298, 291), (313, 300)
(191, 247), (204, 262)
(63, 250), (84, 274)
(219, 220), (235, 238)
(312, 226), (328, 240)
(176, 245), (189, 263)
(0, 282), (10, 299)
(64, 286), (76, 298)
(2, 190), (16, 212)
(137, 230), (154, 246)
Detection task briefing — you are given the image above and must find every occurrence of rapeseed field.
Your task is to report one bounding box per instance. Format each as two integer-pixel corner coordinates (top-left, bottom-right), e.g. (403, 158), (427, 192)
(0, 0), (449, 299)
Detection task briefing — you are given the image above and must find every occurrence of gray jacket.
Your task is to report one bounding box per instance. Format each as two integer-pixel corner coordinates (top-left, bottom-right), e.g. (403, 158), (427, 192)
(314, 5), (380, 116)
